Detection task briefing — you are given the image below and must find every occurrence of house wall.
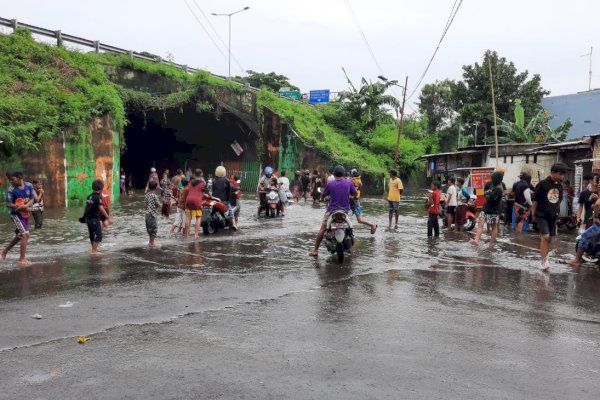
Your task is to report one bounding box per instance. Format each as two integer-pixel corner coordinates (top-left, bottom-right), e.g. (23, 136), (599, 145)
(485, 152), (558, 186)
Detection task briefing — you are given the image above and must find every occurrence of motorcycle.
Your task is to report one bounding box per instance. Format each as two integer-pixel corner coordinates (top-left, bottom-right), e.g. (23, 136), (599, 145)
(201, 195), (237, 234)
(557, 215), (578, 230)
(575, 233), (600, 264)
(266, 188), (282, 218)
(323, 210), (354, 263)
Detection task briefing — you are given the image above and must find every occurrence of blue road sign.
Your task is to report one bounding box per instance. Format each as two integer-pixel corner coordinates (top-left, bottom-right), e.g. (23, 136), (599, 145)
(309, 90), (330, 104)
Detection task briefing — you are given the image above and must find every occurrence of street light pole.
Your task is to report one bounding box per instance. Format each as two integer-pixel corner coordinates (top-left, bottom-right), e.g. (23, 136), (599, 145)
(212, 6), (250, 79)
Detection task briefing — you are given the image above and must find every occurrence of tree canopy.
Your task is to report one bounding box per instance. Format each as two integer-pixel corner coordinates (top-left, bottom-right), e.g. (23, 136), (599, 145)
(233, 70), (299, 92)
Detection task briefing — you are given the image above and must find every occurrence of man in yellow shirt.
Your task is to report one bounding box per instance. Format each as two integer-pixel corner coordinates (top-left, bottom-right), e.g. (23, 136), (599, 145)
(387, 169), (404, 229)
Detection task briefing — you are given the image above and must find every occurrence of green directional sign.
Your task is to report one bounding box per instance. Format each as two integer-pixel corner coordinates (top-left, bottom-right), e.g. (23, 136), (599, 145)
(280, 90), (301, 100)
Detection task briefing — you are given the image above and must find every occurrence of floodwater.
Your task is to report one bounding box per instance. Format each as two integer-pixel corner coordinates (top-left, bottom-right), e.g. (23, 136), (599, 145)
(1, 192), (599, 399)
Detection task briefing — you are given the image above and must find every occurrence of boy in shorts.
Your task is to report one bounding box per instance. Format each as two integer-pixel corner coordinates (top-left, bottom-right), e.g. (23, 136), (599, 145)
(470, 171), (504, 248)
(84, 179), (110, 255)
(1, 170), (35, 266)
(145, 181), (162, 246)
(387, 169), (403, 229)
(169, 179), (189, 236)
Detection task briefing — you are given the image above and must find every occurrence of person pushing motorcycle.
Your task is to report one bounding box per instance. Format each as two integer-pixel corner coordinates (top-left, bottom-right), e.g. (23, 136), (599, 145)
(310, 165), (356, 257)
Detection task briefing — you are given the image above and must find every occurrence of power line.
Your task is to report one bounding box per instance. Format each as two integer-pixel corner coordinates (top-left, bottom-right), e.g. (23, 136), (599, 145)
(190, 0), (246, 75)
(343, 0), (385, 76)
(407, 0), (464, 100)
(182, 0), (231, 70)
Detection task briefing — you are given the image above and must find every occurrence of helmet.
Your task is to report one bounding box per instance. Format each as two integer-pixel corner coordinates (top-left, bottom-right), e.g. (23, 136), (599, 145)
(333, 165), (345, 178)
(351, 169), (358, 177)
(264, 166), (273, 175)
(215, 166), (226, 178)
(150, 167), (156, 172)
(295, 170), (301, 176)
(304, 169), (310, 175)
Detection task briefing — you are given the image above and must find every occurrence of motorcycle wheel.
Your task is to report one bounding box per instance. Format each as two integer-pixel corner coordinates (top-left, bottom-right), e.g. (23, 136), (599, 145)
(202, 221), (217, 235)
(336, 243), (344, 263)
(464, 217), (476, 231)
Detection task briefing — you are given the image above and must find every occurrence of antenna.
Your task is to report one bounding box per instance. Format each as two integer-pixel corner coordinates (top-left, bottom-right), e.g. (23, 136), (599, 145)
(581, 46), (593, 91)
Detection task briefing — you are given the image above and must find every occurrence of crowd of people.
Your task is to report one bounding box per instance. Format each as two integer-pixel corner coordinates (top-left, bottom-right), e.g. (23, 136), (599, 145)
(3, 161), (594, 270)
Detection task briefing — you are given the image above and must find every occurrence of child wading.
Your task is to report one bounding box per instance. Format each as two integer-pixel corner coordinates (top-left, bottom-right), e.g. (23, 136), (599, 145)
(31, 179), (45, 229)
(82, 180), (110, 255)
(427, 180), (441, 237)
(470, 171), (504, 248)
(387, 169), (404, 229)
(1, 171), (35, 266)
(145, 181), (161, 246)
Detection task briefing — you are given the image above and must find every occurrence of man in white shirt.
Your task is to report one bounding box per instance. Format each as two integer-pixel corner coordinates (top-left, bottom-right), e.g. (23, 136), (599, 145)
(445, 177), (458, 231)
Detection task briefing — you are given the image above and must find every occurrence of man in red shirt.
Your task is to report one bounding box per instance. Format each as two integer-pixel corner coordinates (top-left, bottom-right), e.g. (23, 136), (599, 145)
(427, 180), (441, 237)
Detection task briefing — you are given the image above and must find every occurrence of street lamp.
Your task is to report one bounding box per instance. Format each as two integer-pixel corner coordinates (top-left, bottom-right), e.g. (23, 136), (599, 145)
(212, 6), (250, 79)
(378, 75), (408, 170)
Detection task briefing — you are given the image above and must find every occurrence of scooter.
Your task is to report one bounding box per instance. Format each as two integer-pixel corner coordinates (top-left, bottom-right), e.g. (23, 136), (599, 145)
(266, 188), (282, 218)
(323, 210), (354, 263)
(201, 195), (236, 234)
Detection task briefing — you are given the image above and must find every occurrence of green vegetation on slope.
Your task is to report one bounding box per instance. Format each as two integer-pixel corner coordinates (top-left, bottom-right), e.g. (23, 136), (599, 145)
(0, 28), (126, 153)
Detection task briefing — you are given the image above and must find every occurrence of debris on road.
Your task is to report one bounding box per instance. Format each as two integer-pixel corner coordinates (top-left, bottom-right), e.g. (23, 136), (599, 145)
(31, 313), (42, 319)
(77, 336), (90, 344)
(58, 301), (74, 308)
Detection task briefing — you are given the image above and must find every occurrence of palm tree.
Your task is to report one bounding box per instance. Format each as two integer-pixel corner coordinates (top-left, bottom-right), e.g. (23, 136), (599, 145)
(338, 68), (400, 131)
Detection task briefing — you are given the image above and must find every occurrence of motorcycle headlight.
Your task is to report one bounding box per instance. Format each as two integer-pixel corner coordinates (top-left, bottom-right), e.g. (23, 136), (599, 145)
(334, 229), (345, 243)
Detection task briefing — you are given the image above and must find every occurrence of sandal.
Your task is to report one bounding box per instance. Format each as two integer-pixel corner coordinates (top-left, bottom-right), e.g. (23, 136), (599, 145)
(370, 224), (378, 234)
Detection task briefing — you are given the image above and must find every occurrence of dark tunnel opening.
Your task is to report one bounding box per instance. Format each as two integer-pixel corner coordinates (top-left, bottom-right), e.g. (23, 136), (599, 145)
(121, 104), (259, 190)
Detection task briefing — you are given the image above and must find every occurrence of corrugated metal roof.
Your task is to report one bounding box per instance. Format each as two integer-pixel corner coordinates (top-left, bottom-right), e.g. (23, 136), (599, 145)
(542, 90), (600, 139)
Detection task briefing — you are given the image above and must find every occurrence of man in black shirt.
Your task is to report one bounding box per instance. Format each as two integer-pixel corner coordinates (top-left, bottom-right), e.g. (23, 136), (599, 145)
(470, 171), (504, 248)
(576, 174), (597, 230)
(512, 172), (534, 233)
(531, 163), (568, 271)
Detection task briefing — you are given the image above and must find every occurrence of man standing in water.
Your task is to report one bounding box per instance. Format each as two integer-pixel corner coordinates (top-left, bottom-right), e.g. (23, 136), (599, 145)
(1, 171), (35, 266)
(387, 169), (403, 229)
(470, 170), (504, 248)
(445, 177), (458, 231)
(531, 163), (567, 271)
(310, 165), (356, 257)
(512, 172), (534, 233)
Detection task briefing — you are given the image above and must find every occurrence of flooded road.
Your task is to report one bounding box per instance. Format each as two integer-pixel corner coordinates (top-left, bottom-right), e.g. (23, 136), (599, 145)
(1, 193), (599, 399)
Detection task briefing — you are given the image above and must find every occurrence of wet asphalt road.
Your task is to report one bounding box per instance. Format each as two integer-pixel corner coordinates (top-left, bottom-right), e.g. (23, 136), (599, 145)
(1, 193), (600, 399)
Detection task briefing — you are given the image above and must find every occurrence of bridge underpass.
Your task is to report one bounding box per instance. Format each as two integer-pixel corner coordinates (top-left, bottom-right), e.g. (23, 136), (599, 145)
(121, 103), (260, 192)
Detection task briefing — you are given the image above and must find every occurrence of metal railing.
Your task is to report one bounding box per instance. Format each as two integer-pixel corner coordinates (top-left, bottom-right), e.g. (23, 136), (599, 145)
(0, 16), (311, 105)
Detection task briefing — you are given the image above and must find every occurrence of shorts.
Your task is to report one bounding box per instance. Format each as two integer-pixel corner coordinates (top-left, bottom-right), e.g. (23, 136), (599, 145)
(10, 214), (29, 238)
(446, 205), (457, 216)
(455, 204), (467, 226)
(352, 200), (363, 217)
(186, 209), (203, 218)
(537, 216), (557, 237)
(479, 212), (499, 225)
(577, 223), (600, 250)
(388, 201), (400, 211)
(514, 204), (530, 223)
(86, 218), (103, 243)
(145, 214), (158, 237)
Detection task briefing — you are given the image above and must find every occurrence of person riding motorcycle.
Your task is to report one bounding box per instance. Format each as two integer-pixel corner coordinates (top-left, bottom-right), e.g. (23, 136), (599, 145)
(258, 166), (275, 215)
(211, 166), (238, 231)
(310, 165), (356, 257)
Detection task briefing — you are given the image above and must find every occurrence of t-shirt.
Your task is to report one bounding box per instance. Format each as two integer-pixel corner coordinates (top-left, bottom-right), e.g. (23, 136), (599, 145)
(185, 179), (206, 210)
(212, 177), (231, 203)
(84, 192), (102, 220)
(352, 176), (363, 199)
(324, 178), (356, 213)
(387, 177), (403, 202)
(327, 175), (335, 184)
(578, 189), (594, 224)
(534, 176), (563, 219)
(101, 189), (111, 209)
(429, 190), (441, 215)
(278, 177), (290, 192)
(483, 184), (503, 215)
(301, 175), (311, 191)
(6, 182), (35, 216)
(446, 185), (458, 207)
(513, 180), (532, 208)
(145, 191), (161, 216)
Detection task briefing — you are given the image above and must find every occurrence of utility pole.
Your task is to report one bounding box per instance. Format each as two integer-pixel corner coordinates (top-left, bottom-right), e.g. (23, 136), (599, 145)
(487, 53), (499, 168)
(394, 76), (409, 170)
(581, 47), (593, 91)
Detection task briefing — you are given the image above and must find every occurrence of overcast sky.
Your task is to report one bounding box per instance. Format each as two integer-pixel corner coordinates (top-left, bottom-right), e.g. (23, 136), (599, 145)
(2, 0), (598, 110)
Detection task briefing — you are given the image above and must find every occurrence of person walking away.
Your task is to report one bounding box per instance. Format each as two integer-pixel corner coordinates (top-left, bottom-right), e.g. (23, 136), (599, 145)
(576, 174), (596, 232)
(160, 174), (172, 218)
(512, 172), (534, 233)
(185, 169), (206, 239)
(455, 178), (469, 232)
(470, 171), (504, 248)
(445, 177), (458, 231)
(350, 169), (377, 234)
(310, 165), (356, 257)
(212, 166), (238, 230)
(145, 181), (161, 246)
(101, 187), (112, 228)
(120, 175), (126, 194)
(1, 171), (35, 266)
(31, 179), (45, 229)
(83, 179), (110, 255)
(145, 167), (159, 192)
(290, 170), (302, 203)
(427, 180), (442, 237)
(169, 179), (189, 236)
(301, 170), (311, 204)
(387, 169), (404, 229)
(531, 163), (567, 271)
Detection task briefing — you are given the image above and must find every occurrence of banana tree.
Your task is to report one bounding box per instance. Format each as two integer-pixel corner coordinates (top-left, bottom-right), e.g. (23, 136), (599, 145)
(497, 99), (571, 143)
